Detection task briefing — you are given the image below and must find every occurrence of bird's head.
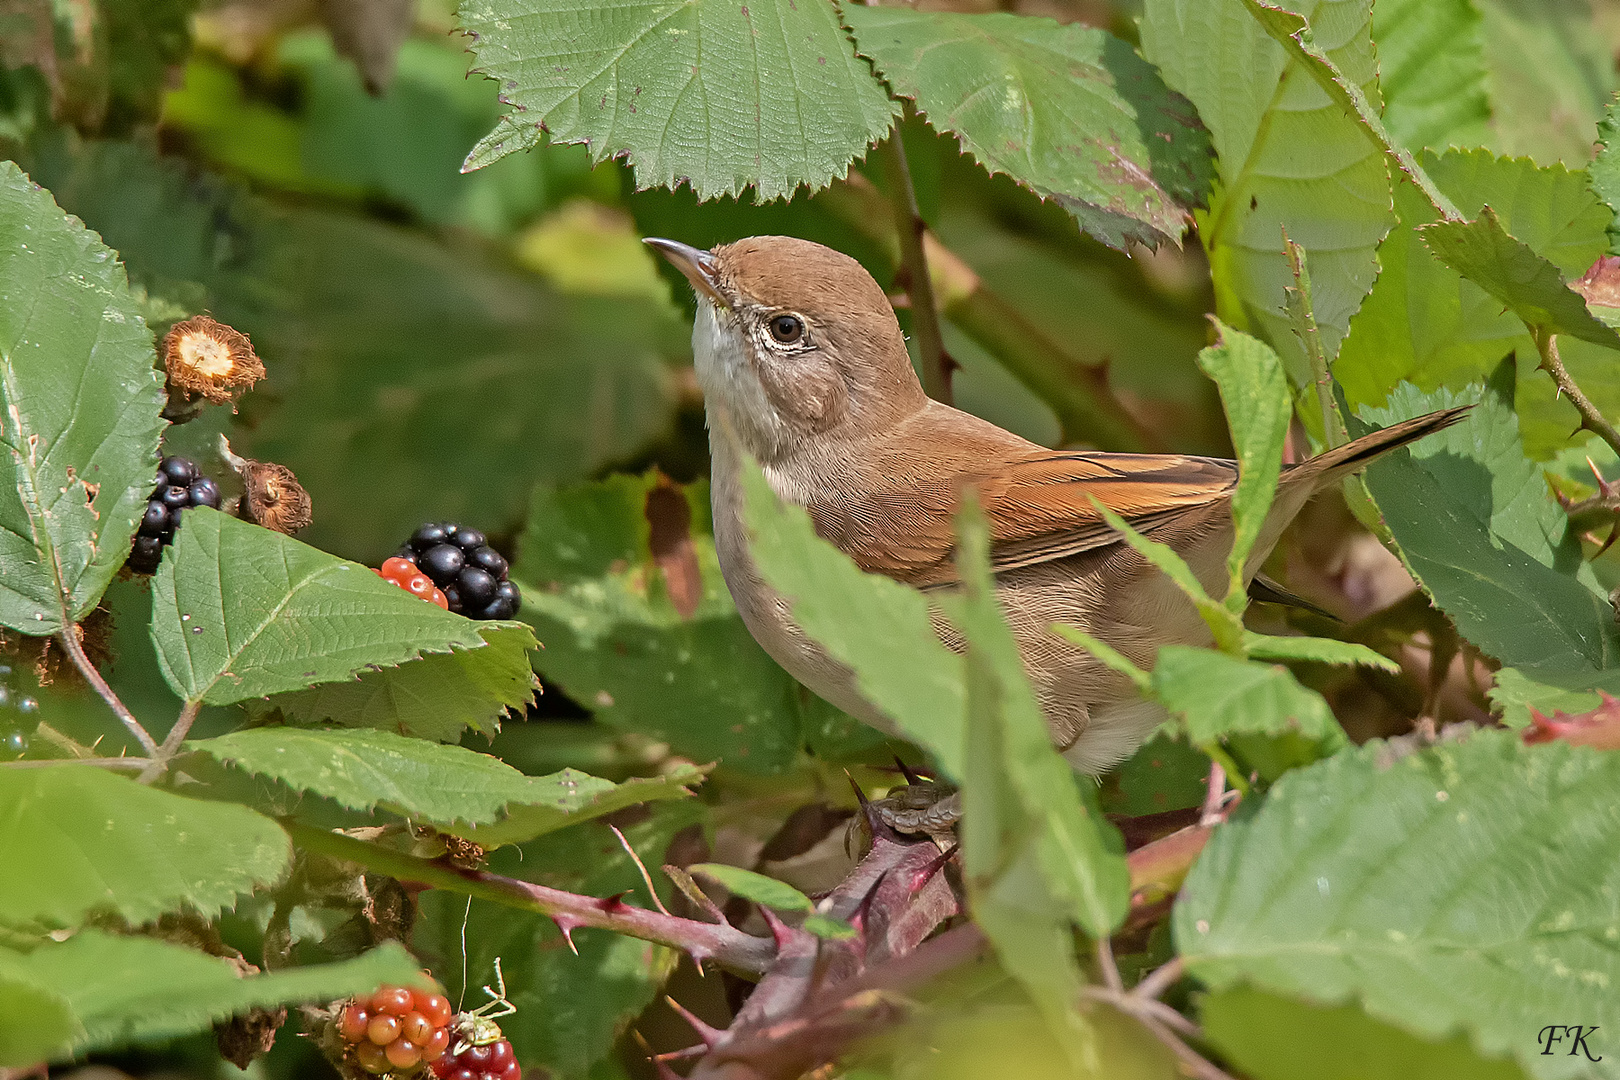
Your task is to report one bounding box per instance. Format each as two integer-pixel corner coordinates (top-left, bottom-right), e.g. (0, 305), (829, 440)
(645, 235), (926, 463)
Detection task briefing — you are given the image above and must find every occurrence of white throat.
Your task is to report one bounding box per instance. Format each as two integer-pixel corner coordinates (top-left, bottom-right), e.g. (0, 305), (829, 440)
(692, 300), (792, 462)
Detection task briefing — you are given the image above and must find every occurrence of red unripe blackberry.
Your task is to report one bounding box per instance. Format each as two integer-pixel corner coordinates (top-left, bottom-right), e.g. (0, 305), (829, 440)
(355, 1040), (390, 1074)
(385, 1038), (423, 1069)
(366, 1014), (401, 1045)
(402, 1011), (435, 1044)
(414, 990), (453, 1028)
(371, 986), (415, 1016)
(335, 981), (454, 1077)
(338, 1003), (370, 1042)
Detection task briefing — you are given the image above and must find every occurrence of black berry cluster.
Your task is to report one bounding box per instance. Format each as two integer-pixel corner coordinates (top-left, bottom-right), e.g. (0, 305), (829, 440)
(396, 524), (520, 620)
(128, 456), (221, 574)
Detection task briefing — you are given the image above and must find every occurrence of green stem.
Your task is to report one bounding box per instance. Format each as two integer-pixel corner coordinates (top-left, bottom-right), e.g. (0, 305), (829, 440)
(138, 698), (202, 784)
(1282, 233), (1346, 448)
(59, 624), (157, 757)
(1198, 743), (1250, 795)
(1534, 327), (1620, 461)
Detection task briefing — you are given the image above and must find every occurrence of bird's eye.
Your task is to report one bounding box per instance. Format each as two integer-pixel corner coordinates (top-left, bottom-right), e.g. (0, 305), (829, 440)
(768, 314), (804, 345)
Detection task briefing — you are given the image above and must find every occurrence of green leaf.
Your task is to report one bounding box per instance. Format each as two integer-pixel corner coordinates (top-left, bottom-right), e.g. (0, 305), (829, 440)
(259, 622), (540, 743)
(1367, 445), (1618, 675)
(162, 33), (566, 236)
(689, 864), (812, 913)
(1373, 0), (1490, 153)
(1140, 0), (1393, 384)
(27, 137), (678, 560)
(955, 554), (1098, 1065)
(1196, 322), (1289, 605)
(1152, 645), (1347, 748)
(1420, 205), (1620, 347)
(515, 474), (807, 774)
(736, 458), (966, 778)
(0, 160), (167, 634)
(1488, 664), (1620, 730)
(951, 502), (1130, 939)
(1355, 382), (1620, 678)
(1362, 368), (1592, 578)
(1175, 730), (1620, 1080)
(0, 765), (290, 929)
(0, 974), (78, 1068)
(1242, 631), (1400, 673)
(457, 0), (898, 200)
(842, 7), (1212, 249)
(192, 726), (565, 822)
(1593, 93), (1620, 256)
(1474, 0), (1618, 168)
(456, 765), (705, 849)
(1202, 988), (1530, 1080)
(150, 508), (498, 705)
(1237, 0), (1458, 220)
(802, 914), (859, 940)
(0, 932), (419, 1058)
(1098, 732), (1210, 817)
(1334, 149), (1612, 457)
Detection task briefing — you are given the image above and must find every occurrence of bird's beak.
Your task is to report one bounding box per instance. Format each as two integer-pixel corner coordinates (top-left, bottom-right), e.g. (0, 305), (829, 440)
(643, 238), (728, 307)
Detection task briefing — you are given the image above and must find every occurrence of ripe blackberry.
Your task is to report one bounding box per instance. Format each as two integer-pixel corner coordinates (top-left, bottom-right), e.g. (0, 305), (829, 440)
(127, 456), (220, 574)
(400, 523), (520, 620)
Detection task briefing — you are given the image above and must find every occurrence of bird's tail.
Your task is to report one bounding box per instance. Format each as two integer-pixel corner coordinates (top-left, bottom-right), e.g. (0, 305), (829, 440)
(1291, 405), (1473, 488)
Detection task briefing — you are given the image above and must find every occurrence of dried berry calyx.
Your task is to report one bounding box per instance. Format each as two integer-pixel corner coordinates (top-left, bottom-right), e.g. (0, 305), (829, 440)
(220, 436), (313, 536)
(337, 982), (453, 1077)
(127, 455), (223, 574)
(162, 315), (265, 405)
(393, 522), (521, 620)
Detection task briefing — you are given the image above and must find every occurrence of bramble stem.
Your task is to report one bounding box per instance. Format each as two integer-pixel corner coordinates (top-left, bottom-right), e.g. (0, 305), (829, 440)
(0, 756), (152, 769)
(138, 699), (203, 783)
(1133, 957), (1186, 1002)
(285, 823), (776, 974)
(1534, 328), (1620, 461)
(881, 124), (951, 405)
(1282, 233), (1347, 449)
(1096, 935), (1125, 992)
(59, 624), (157, 756)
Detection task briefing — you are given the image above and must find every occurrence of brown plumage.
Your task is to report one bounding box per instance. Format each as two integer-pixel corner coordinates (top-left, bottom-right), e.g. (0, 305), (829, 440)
(647, 234), (1468, 771)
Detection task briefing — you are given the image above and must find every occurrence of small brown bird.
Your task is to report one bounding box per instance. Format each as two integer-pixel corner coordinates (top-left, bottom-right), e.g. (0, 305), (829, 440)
(647, 235), (1466, 772)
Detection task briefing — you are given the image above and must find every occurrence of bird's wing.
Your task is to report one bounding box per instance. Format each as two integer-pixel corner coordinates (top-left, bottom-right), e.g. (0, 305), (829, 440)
(808, 447), (1237, 588)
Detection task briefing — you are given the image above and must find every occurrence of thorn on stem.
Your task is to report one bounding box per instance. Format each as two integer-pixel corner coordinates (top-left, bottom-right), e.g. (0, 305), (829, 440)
(664, 996), (724, 1047)
(908, 843), (958, 895)
(552, 914), (583, 954)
